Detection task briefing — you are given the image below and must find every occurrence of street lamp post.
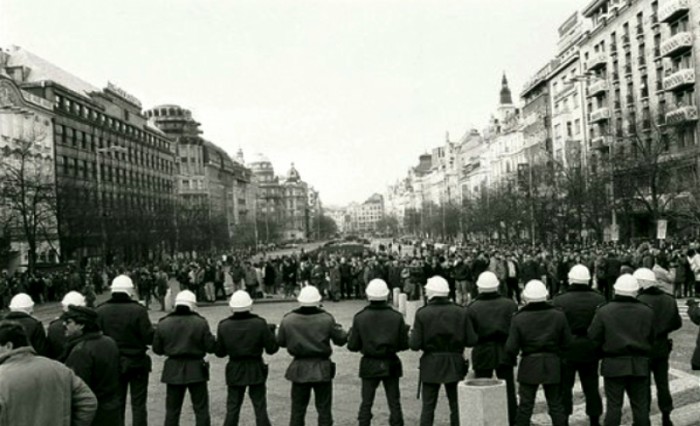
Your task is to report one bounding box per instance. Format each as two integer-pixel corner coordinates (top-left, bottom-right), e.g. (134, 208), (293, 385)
(96, 145), (127, 264)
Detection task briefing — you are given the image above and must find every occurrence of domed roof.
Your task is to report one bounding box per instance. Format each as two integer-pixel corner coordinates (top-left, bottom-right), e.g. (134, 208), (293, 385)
(249, 152), (271, 165)
(249, 153), (274, 174)
(286, 163), (301, 183)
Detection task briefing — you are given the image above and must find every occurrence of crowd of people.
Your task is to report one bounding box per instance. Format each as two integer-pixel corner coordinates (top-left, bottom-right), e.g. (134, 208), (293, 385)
(1, 238), (700, 426)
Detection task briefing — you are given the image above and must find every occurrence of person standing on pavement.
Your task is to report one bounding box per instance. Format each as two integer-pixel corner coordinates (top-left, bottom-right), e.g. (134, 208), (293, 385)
(3, 292), (47, 356)
(277, 285), (348, 426)
(410, 275), (477, 426)
(152, 290), (216, 426)
(96, 275), (154, 426)
(348, 279), (409, 426)
(0, 321), (98, 426)
(63, 306), (122, 426)
(466, 271), (518, 426)
(634, 268), (682, 426)
(588, 274), (655, 426)
(215, 290), (279, 426)
(505, 280), (571, 426)
(47, 290), (87, 360)
(687, 298), (700, 370)
(453, 255), (472, 305)
(552, 264), (605, 426)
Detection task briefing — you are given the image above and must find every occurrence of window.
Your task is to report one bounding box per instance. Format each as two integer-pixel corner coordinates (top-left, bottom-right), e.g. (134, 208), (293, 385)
(574, 119), (581, 135)
(566, 122), (573, 137)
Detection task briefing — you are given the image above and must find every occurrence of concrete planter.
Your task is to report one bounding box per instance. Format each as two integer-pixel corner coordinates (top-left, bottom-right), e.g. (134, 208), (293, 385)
(405, 299), (423, 327)
(458, 378), (508, 426)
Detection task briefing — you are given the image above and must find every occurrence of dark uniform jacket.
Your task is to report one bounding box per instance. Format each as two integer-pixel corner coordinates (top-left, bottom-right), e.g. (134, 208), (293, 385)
(277, 306), (348, 383)
(152, 309), (216, 385)
(215, 311), (279, 386)
(96, 293), (154, 374)
(347, 301), (409, 378)
(637, 287), (682, 358)
(46, 317), (67, 360)
(552, 285), (606, 363)
(505, 302), (572, 385)
(689, 303), (700, 370)
(466, 292), (518, 370)
(587, 295), (654, 377)
(3, 311), (47, 356)
(409, 297), (477, 384)
(64, 331), (121, 411)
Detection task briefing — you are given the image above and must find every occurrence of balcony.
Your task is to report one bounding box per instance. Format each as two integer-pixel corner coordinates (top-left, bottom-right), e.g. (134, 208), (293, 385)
(587, 53), (607, 71)
(659, 0), (690, 24)
(588, 79), (609, 97)
(638, 56), (646, 68)
(655, 80), (664, 92)
(614, 100), (622, 110)
(590, 107), (611, 123)
(651, 13), (659, 27)
(657, 113), (667, 126)
(636, 25), (644, 37)
(640, 87), (649, 99)
(653, 47), (661, 58)
(622, 34), (631, 46)
(624, 64), (633, 75)
(612, 72), (620, 81)
(626, 95), (635, 106)
(663, 68), (695, 92)
(666, 105), (698, 126)
(591, 135), (611, 151)
(661, 32), (693, 58)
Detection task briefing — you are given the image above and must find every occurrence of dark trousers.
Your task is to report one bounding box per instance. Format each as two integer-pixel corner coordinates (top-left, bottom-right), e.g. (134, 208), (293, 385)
(516, 383), (567, 426)
(650, 356), (673, 413)
(92, 405), (122, 426)
(561, 360), (603, 418)
(420, 381), (459, 426)
(505, 277), (521, 304)
(225, 384), (271, 426)
(475, 366), (517, 425)
(290, 381), (333, 426)
(358, 376), (403, 426)
(341, 278), (352, 298)
(117, 370), (149, 426)
(604, 376), (650, 426)
(599, 278), (612, 301)
(165, 382), (210, 426)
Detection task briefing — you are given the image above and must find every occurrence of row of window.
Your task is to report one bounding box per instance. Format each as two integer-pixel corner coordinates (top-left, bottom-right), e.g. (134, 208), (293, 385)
(67, 187), (172, 213)
(58, 155), (174, 191)
(54, 94), (170, 152)
(55, 124), (174, 173)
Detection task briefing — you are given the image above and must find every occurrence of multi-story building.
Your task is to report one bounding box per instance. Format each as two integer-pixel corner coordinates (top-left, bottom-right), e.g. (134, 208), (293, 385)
(0, 74), (57, 271)
(2, 46), (177, 263)
(347, 193), (385, 234)
(145, 105), (256, 247)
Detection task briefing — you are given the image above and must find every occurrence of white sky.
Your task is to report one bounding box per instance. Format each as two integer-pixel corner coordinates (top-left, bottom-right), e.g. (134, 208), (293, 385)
(1, 0), (584, 206)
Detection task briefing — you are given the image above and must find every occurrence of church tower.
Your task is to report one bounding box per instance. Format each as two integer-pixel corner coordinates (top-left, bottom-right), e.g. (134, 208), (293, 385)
(497, 72), (517, 124)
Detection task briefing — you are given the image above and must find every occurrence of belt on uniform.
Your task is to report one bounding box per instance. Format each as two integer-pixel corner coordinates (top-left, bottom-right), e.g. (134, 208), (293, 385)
(230, 356), (263, 362)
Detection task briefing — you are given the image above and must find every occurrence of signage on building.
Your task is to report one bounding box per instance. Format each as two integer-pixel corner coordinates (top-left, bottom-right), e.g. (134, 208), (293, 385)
(657, 220), (667, 240)
(105, 82), (142, 108)
(611, 224), (619, 242)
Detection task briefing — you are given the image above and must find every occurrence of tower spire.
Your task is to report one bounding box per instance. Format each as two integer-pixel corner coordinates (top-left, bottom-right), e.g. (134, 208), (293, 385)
(500, 72), (513, 105)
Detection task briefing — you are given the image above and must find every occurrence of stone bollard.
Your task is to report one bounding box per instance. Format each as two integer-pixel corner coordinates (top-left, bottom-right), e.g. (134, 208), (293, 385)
(405, 299), (424, 327)
(392, 288), (401, 307)
(398, 293), (407, 315)
(458, 378), (508, 426)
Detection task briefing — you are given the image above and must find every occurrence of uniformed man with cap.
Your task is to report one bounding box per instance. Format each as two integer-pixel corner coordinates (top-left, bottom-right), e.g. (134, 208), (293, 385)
(552, 264), (605, 426)
(47, 291), (86, 360)
(348, 278), (409, 426)
(153, 290), (216, 426)
(505, 280), (571, 426)
(96, 275), (154, 426)
(3, 292), (46, 356)
(277, 285), (348, 426)
(215, 290), (278, 426)
(63, 305), (122, 426)
(588, 274), (655, 426)
(466, 271), (518, 426)
(634, 268), (682, 426)
(410, 275), (477, 426)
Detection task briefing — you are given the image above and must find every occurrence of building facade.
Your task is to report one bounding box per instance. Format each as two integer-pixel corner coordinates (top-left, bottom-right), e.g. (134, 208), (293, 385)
(2, 46), (177, 263)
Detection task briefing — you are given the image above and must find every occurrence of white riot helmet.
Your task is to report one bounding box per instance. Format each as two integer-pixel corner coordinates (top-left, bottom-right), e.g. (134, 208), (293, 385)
(425, 276), (450, 300)
(298, 286), (322, 307)
(568, 264), (591, 285)
(61, 291), (86, 311)
(9, 293), (34, 312)
(613, 274), (639, 296)
(111, 275), (134, 294)
(175, 290), (197, 310)
(366, 279), (390, 301)
(632, 268), (656, 289)
(229, 290), (253, 312)
(523, 280), (548, 303)
(476, 271), (499, 292)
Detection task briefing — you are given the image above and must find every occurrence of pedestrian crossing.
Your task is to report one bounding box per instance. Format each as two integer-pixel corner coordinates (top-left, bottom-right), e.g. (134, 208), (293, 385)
(531, 368), (699, 426)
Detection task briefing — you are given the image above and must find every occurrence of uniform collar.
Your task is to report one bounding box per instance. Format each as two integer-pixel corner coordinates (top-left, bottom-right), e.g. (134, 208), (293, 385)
(520, 301), (554, 311)
(0, 346), (35, 365)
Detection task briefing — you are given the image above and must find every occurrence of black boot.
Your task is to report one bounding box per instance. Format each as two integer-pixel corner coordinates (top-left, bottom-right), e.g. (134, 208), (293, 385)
(662, 411), (674, 426)
(589, 416), (601, 426)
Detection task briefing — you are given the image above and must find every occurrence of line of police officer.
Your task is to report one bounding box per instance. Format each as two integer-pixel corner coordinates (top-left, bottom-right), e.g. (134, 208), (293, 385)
(2, 260), (686, 426)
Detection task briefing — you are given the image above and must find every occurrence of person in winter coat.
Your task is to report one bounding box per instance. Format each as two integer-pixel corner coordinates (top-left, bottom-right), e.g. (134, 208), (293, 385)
(244, 262), (260, 298)
(588, 274), (655, 426)
(277, 285), (348, 426)
(96, 275), (154, 426)
(505, 280), (571, 426)
(687, 298), (700, 370)
(552, 265), (605, 426)
(215, 290), (278, 426)
(328, 261), (341, 302)
(47, 291), (87, 360)
(634, 268), (683, 426)
(3, 293), (46, 356)
(152, 290), (216, 426)
(0, 320), (98, 426)
(466, 272), (518, 425)
(410, 276), (477, 426)
(348, 279), (409, 426)
(63, 306), (122, 426)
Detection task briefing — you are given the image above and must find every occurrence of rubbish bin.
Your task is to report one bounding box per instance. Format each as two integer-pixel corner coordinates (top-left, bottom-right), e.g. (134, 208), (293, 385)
(458, 378), (508, 426)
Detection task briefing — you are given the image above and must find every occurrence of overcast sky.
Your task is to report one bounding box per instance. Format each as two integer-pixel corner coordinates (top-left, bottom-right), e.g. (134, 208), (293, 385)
(1, 0), (584, 206)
